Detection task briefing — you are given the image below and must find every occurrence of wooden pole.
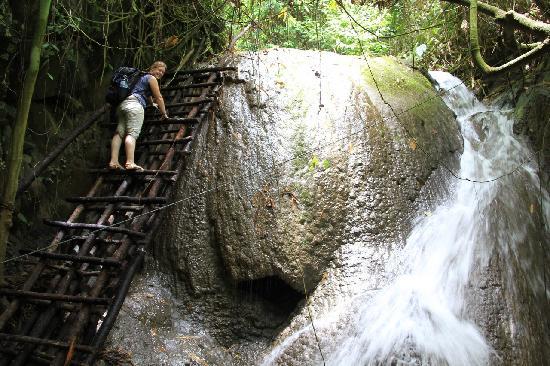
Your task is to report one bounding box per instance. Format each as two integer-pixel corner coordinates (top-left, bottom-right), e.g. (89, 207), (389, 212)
(17, 105), (108, 196)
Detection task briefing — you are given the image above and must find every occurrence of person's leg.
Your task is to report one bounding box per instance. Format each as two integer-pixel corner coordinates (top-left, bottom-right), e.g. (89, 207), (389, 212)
(124, 134), (137, 166)
(109, 133), (123, 168)
(123, 98), (144, 170)
(108, 104), (127, 169)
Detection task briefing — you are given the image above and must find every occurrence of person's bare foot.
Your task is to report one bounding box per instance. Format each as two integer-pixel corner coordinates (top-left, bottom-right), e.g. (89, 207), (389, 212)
(108, 162), (124, 170)
(124, 162), (144, 172)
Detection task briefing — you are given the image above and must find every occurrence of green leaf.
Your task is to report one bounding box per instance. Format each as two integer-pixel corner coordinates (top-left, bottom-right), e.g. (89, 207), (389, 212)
(47, 72), (54, 80)
(308, 155), (320, 171)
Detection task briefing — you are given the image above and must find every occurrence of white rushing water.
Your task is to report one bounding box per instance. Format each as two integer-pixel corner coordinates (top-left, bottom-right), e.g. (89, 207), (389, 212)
(262, 71), (549, 365)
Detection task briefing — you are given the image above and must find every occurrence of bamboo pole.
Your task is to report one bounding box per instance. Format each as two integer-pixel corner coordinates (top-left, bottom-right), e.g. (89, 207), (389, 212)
(0, 0), (52, 285)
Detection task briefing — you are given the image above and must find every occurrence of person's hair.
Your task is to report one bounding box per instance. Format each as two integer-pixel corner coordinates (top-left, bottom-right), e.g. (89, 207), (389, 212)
(149, 61), (167, 71)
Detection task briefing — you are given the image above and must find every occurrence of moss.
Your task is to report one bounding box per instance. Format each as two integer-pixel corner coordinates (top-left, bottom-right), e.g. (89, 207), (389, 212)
(298, 186), (314, 208)
(360, 56), (445, 125)
(362, 57), (432, 91)
(285, 89), (307, 120)
(314, 214), (331, 229)
(359, 56), (461, 170)
(290, 123), (310, 171)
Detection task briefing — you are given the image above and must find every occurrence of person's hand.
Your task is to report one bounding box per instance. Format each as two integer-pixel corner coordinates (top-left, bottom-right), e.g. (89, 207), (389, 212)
(161, 113), (169, 120)
(153, 102), (159, 109)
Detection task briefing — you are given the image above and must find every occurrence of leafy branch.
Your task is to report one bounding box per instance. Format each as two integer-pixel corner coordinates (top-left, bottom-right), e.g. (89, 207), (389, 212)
(443, 0), (550, 74)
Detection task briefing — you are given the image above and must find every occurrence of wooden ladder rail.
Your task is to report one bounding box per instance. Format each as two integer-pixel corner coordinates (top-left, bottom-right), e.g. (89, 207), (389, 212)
(0, 118), (164, 365)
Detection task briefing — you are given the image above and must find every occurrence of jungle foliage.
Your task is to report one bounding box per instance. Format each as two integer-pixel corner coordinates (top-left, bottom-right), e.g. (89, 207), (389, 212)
(0, 0), (546, 138)
(229, 0), (547, 79)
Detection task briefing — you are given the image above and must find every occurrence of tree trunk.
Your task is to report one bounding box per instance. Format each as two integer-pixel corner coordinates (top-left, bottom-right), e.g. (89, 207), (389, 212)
(444, 0), (550, 36)
(0, 0), (52, 285)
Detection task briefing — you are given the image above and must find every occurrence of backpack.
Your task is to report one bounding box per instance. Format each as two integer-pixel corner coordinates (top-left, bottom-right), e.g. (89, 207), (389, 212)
(105, 67), (144, 106)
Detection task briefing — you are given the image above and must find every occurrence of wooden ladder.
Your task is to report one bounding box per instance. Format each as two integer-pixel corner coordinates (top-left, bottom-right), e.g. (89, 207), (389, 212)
(0, 66), (236, 366)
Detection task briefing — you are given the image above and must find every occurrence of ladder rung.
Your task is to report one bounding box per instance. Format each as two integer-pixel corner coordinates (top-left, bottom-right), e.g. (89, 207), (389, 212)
(101, 116), (201, 128)
(70, 236), (124, 244)
(139, 150), (189, 157)
(84, 204), (145, 212)
(0, 289), (111, 305)
(70, 236), (146, 245)
(66, 196), (167, 204)
(103, 176), (178, 184)
(161, 81), (220, 91)
(168, 108), (209, 117)
(137, 136), (192, 146)
(178, 93), (216, 98)
(86, 168), (178, 176)
(30, 299), (107, 313)
(3, 345), (93, 366)
(0, 332), (96, 353)
(164, 66), (236, 78)
(20, 250), (121, 267)
(144, 117), (199, 126)
(152, 128), (186, 135)
(98, 117), (193, 127)
(166, 98), (214, 108)
(44, 220), (147, 238)
(144, 151), (168, 156)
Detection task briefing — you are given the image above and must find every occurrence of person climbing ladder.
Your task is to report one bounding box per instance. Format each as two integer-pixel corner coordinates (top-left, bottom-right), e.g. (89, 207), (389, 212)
(109, 60), (169, 171)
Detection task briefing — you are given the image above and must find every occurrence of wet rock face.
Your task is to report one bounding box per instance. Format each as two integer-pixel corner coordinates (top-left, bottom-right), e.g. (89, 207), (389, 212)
(105, 274), (250, 366)
(465, 171), (550, 366)
(487, 56), (550, 177)
(156, 49), (461, 296)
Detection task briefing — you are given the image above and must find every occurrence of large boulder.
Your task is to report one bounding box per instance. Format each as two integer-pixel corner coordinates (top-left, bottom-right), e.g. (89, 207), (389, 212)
(154, 49), (461, 295)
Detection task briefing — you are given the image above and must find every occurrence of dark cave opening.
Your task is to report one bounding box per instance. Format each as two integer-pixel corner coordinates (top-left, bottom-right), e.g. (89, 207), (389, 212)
(237, 276), (304, 316)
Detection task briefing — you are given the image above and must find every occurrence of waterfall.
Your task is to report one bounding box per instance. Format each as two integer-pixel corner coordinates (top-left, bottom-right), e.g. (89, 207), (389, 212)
(263, 72), (549, 365)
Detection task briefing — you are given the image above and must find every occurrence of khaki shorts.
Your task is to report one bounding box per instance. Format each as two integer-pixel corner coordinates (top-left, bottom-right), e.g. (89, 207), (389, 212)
(116, 96), (144, 139)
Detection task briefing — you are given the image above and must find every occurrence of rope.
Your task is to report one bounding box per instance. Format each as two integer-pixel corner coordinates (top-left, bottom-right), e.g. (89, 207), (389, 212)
(301, 2), (327, 363)
(302, 274), (326, 365)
